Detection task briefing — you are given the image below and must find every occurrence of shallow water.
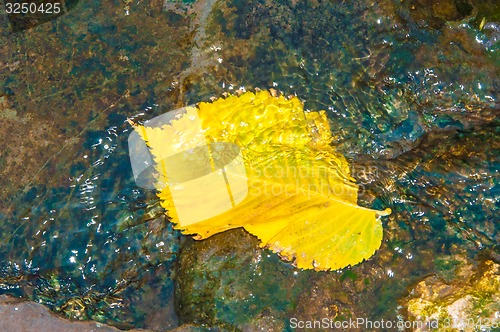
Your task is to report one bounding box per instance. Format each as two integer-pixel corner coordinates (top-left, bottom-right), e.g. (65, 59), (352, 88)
(0, 0), (499, 330)
(1, 116), (182, 327)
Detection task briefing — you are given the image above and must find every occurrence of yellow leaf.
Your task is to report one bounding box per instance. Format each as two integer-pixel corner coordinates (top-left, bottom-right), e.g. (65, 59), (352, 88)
(131, 90), (391, 271)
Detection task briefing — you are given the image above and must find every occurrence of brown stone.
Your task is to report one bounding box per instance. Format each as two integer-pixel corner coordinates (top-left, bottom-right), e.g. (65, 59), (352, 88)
(0, 295), (133, 332)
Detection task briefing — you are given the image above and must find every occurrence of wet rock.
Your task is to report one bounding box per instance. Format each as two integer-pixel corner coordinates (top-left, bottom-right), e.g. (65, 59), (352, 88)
(407, 0), (473, 29)
(402, 257), (500, 331)
(175, 228), (310, 330)
(0, 295), (140, 332)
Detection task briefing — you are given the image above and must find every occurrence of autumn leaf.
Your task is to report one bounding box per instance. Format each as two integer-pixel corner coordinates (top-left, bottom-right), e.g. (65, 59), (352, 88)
(131, 90), (390, 271)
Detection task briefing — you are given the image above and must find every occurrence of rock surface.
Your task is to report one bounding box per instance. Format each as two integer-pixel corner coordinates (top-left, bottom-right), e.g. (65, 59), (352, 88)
(402, 256), (500, 331)
(0, 295), (129, 332)
(0, 295), (210, 332)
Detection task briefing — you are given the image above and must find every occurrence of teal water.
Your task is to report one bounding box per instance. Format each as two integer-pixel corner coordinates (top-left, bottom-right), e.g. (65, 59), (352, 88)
(0, 0), (498, 330)
(1, 116), (182, 327)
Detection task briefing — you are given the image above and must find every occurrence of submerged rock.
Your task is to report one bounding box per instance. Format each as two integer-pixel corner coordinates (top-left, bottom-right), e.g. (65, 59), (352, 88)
(175, 228), (310, 330)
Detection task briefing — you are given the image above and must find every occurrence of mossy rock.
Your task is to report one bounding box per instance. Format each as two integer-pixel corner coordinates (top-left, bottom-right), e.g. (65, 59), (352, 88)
(175, 228), (311, 329)
(403, 257), (500, 331)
